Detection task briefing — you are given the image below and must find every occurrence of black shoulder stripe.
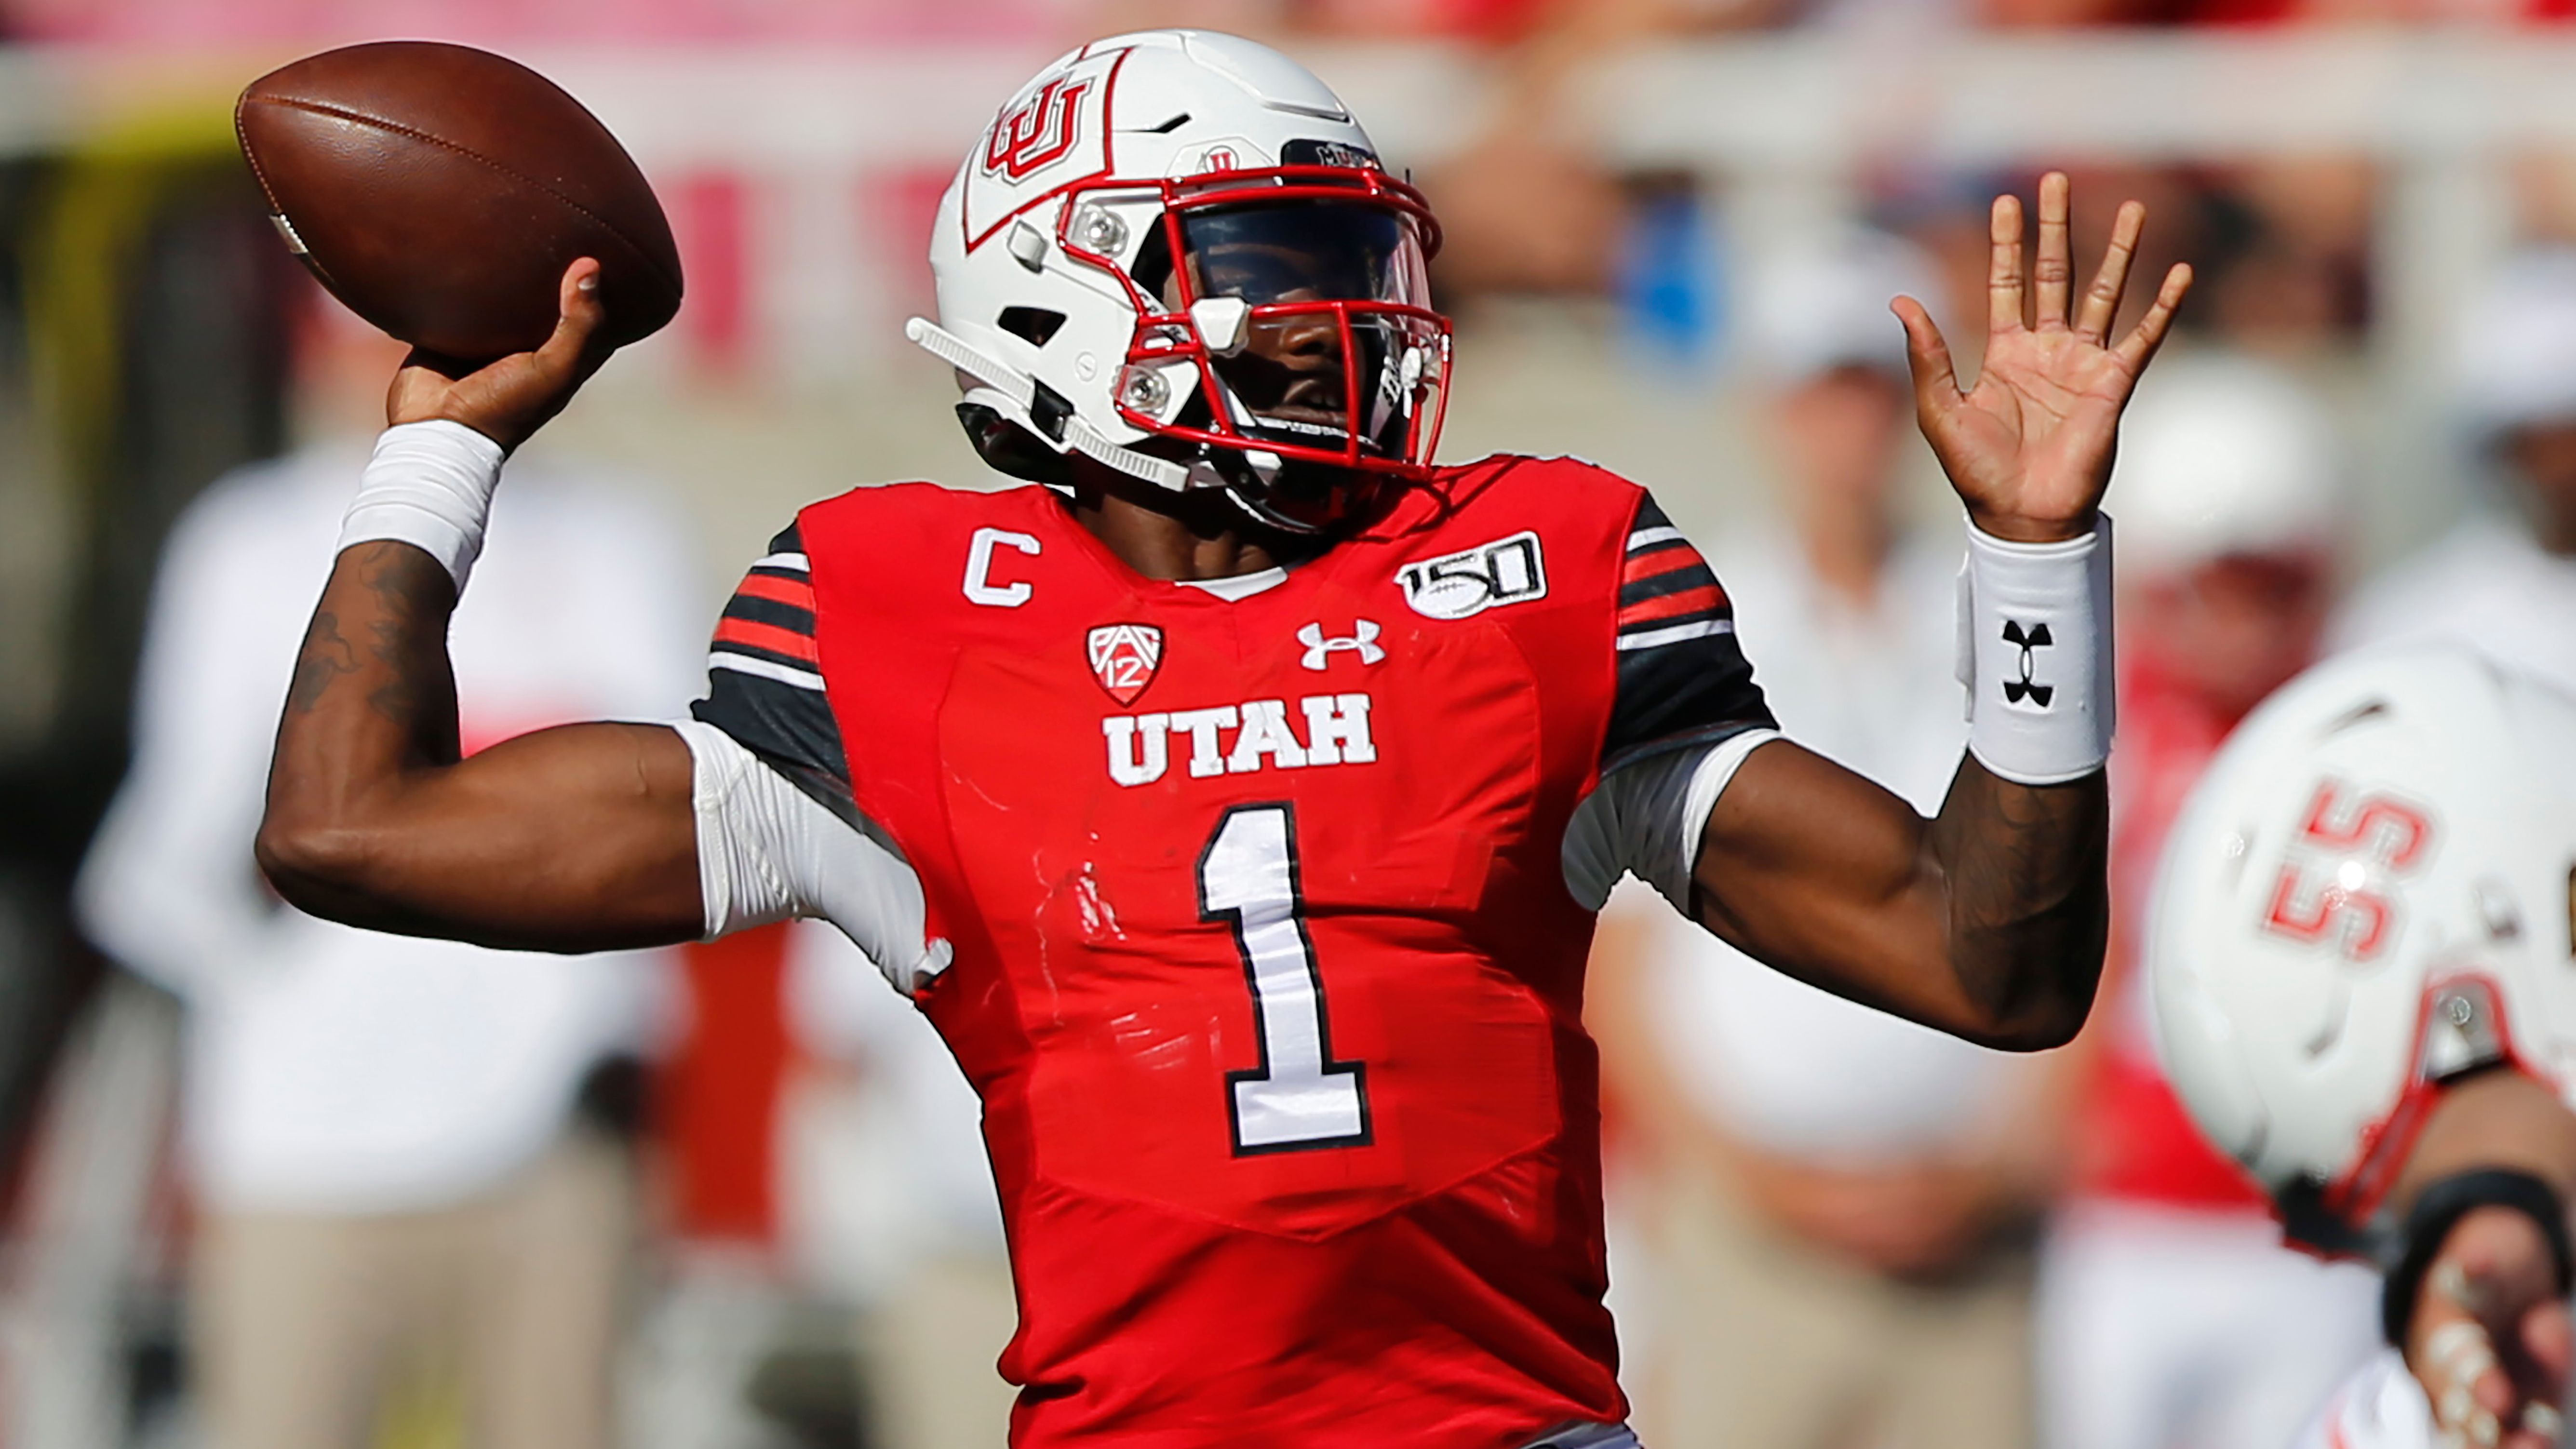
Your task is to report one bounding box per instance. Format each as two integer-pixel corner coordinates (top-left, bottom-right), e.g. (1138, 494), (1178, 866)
(693, 668), (855, 817)
(1605, 635), (1772, 771)
(721, 592), (816, 634)
(692, 516), (855, 821)
(1601, 490), (1774, 772)
(1628, 494), (1675, 538)
(1618, 562), (1723, 608)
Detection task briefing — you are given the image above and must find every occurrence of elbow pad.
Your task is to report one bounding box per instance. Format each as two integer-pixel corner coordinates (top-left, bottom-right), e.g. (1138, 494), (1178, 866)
(672, 720), (952, 993)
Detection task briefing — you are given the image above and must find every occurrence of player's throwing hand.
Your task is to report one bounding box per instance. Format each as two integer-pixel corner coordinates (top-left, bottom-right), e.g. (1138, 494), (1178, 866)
(1892, 171), (2192, 545)
(387, 257), (615, 452)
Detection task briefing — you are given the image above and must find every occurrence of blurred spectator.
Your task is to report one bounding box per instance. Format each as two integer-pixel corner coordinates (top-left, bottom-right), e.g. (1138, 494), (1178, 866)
(73, 321), (700, 1449)
(2334, 248), (2576, 690)
(782, 921), (1012, 1449)
(1590, 228), (2051, 1449)
(2038, 352), (2381, 1449)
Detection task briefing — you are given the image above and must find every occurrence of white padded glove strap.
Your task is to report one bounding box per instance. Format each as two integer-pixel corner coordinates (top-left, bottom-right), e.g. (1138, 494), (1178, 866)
(1956, 516), (2115, 786)
(337, 421), (506, 591)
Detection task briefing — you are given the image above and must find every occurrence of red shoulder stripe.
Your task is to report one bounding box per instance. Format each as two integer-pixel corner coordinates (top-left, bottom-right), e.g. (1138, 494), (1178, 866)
(714, 616), (819, 663)
(1620, 545), (1705, 585)
(1617, 585), (1727, 627)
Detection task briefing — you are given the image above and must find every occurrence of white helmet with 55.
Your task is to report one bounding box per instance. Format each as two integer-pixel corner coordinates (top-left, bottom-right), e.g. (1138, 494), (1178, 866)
(2149, 646), (2576, 1256)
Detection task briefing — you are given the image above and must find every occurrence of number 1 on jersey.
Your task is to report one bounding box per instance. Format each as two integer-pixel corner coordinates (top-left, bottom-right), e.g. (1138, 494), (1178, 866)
(1197, 805), (1372, 1154)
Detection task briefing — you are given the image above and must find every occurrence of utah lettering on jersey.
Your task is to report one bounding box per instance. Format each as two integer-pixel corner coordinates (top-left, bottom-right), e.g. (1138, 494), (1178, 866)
(1101, 693), (1375, 786)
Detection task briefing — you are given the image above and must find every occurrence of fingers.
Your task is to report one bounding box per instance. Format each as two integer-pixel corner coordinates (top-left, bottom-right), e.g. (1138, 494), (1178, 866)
(1987, 192), (2026, 336)
(2076, 199), (2147, 344)
(2112, 262), (2194, 375)
(2425, 1315), (2517, 1448)
(2034, 171), (2072, 332)
(2525, 1300), (2575, 1393)
(533, 258), (610, 384)
(1892, 295), (1960, 416)
(2515, 1302), (2574, 1448)
(2414, 1221), (2572, 1449)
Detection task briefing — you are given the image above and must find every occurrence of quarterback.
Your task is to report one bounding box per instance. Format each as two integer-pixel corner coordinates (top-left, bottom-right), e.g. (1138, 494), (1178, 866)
(256, 30), (2187, 1449)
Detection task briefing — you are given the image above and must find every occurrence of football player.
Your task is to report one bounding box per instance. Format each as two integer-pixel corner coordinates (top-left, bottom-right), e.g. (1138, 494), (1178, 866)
(254, 30), (2187, 1449)
(2149, 648), (2576, 1449)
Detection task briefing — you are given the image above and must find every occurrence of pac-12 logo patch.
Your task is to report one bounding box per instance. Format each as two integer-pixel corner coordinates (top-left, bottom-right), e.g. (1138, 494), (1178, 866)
(1087, 623), (1164, 705)
(1395, 531), (1548, 620)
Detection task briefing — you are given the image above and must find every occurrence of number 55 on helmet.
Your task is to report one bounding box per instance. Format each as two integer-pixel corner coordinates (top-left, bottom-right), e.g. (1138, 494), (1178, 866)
(2148, 647), (2576, 1255)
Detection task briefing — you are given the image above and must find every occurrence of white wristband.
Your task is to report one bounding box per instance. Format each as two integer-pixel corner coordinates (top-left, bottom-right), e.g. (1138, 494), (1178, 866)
(1955, 515), (2115, 786)
(338, 420), (507, 591)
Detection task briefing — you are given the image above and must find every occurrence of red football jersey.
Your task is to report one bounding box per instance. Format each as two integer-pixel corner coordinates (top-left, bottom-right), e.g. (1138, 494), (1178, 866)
(692, 455), (1771, 1447)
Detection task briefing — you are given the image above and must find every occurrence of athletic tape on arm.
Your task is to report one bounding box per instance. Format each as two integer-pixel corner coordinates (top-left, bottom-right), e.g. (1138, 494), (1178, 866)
(1956, 517), (2114, 786)
(337, 421), (508, 591)
(672, 720), (952, 993)
(1562, 728), (1783, 913)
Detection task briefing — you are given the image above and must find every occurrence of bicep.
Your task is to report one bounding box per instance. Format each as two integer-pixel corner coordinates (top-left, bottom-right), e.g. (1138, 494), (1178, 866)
(1690, 739), (1987, 1035)
(264, 720), (704, 953)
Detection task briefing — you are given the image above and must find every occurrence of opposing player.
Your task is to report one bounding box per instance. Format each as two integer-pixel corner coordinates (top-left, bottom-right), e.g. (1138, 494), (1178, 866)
(254, 30), (2187, 1447)
(2150, 649), (2576, 1449)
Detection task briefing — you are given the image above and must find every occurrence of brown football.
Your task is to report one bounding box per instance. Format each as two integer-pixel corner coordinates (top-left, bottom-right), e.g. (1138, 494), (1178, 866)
(237, 41), (683, 361)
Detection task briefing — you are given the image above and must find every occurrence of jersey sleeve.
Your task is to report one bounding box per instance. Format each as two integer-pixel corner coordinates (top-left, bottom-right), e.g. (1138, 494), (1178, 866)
(1601, 493), (1774, 772)
(689, 522), (859, 822)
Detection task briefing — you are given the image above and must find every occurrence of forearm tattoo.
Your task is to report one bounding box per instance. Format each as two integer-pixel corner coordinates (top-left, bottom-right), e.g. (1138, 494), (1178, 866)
(288, 609), (359, 714)
(282, 541), (461, 764)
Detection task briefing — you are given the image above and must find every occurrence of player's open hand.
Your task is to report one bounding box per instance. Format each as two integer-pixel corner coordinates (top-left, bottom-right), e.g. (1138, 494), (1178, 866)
(1894, 172), (2192, 544)
(2406, 1206), (2573, 1449)
(388, 258), (614, 453)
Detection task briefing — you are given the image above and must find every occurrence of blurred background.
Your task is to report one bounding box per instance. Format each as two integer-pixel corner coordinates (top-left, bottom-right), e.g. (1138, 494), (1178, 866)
(5, 1), (2576, 1447)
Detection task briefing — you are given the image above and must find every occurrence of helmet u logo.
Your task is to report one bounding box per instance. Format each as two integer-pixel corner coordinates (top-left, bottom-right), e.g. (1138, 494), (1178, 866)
(983, 77), (1091, 181)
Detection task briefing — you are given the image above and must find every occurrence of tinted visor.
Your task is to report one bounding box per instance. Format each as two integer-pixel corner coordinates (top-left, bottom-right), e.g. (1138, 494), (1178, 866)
(1174, 200), (1436, 465)
(1181, 201), (1431, 309)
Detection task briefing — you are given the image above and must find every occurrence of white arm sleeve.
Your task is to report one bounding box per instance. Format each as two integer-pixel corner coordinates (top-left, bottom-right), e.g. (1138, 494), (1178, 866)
(1561, 728), (1782, 914)
(672, 720), (952, 994)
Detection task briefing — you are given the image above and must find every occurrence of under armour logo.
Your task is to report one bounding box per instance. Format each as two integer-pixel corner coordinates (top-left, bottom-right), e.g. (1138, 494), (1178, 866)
(1298, 620), (1384, 671)
(2001, 620), (2054, 707)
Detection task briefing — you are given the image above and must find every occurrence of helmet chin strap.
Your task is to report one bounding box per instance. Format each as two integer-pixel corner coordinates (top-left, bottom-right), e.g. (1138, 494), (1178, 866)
(906, 318), (1191, 492)
(1222, 482), (1326, 536)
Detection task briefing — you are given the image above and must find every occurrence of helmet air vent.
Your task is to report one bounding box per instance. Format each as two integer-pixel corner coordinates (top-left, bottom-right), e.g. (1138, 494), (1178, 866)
(998, 307), (1066, 347)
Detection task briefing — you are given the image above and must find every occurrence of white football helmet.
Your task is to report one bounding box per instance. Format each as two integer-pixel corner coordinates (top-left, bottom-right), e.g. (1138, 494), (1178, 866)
(2149, 646), (2576, 1256)
(906, 29), (1451, 534)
